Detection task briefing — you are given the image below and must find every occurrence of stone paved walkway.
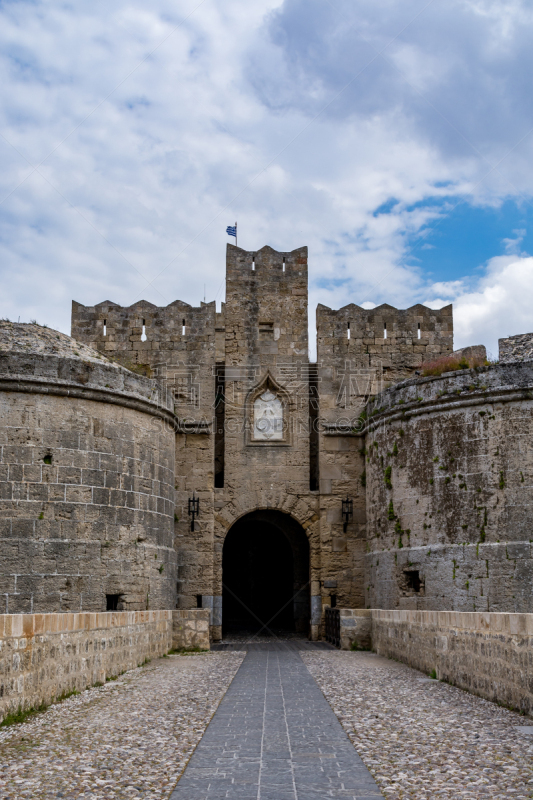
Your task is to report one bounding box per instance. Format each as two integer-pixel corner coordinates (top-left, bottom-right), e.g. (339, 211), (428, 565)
(170, 647), (384, 800)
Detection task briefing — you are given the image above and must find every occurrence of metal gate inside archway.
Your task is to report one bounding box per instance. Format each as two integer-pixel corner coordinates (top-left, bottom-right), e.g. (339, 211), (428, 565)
(222, 510), (310, 637)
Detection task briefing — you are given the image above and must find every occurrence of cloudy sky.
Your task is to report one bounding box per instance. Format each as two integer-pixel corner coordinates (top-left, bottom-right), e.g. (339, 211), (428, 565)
(1, 0), (533, 358)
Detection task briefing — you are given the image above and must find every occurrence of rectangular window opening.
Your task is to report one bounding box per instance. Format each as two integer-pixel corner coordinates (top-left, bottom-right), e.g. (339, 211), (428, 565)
(384, 322), (387, 339)
(182, 319), (186, 336)
(214, 364), (225, 488)
(106, 594), (121, 611)
(141, 319), (147, 342)
(309, 364), (319, 491)
(252, 254), (255, 271)
(282, 256), (286, 273)
(330, 594), (337, 608)
(418, 322), (421, 340)
(103, 319), (107, 337)
(347, 321), (351, 340)
(404, 570), (421, 593)
(196, 594), (203, 609)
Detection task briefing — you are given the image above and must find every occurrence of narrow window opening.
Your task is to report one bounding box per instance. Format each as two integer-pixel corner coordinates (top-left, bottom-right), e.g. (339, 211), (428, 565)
(252, 254), (255, 271)
(103, 319), (107, 336)
(141, 319), (147, 342)
(347, 321), (351, 340)
(418, 322), (421, 340)
(330, 594), (337, 608)
(309, 365), (319, 491)
(282, 256), (286, 273)
(384, 322), (387, 339)
(106, 594), (121, 611)
(182, 319), (186, 336)
(196, 594), (203, 609)
(404, 570), (421, 593)
(214, 364), (225, 488)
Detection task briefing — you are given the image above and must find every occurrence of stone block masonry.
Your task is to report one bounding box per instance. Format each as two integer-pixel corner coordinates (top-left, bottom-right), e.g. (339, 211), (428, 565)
(363, 361), (533, 613)
(172, 608), (210, 650)
(499, 331), (533, 362)
(339, 608), (372, 650)
(371, 609), (533, 716)
(0, 609), (209, 722)
(0, 326), (178, 614)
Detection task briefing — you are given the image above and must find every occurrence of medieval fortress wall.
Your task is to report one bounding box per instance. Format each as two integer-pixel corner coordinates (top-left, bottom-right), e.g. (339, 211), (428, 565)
(0, 324), (177, 615)
(363, 363), (533, 613)
(1, 243), (533, 719)
(315, 301), (454, 613)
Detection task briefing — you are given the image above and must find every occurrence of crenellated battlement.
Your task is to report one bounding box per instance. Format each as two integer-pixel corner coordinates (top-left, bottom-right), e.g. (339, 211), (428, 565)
(317, 301), (453, 387)
(225, 244), (308, 278)
(71, 298), (216, 373)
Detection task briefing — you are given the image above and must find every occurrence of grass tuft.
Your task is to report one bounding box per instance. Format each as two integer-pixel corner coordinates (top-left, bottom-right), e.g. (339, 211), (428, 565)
(421, 354), (488, 377)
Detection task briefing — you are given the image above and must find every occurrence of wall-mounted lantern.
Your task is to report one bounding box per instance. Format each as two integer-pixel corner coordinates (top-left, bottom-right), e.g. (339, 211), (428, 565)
(342, 497), (353, 533)
(188, 494), (200, 531)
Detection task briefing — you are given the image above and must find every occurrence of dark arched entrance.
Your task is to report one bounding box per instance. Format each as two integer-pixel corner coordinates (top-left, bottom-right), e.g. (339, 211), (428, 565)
(222, 510), (310, 636)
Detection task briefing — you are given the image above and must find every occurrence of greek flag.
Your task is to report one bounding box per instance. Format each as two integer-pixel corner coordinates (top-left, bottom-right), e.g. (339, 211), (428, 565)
(226, 225), (236, 237)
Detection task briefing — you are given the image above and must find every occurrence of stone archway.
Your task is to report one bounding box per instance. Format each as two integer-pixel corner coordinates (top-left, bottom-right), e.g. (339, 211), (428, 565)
(222, 510), (310, 637)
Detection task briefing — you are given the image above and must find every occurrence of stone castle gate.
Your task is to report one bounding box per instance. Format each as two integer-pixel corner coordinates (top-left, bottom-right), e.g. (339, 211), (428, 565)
(2, 243), (531, 637)
(70, 243), (453, 639)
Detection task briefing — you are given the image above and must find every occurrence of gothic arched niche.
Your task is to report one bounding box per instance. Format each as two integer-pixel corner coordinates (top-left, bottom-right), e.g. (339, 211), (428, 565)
(246, 372), (290, 445)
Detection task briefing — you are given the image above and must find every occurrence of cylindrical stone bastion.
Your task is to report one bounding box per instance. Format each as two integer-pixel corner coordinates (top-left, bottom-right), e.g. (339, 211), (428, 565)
(363, 361), (533, 613)
(0, 322), (177, 613)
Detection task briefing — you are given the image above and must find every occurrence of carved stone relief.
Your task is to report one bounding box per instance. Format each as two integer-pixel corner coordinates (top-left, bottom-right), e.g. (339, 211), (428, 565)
(253, 390), (283, 440)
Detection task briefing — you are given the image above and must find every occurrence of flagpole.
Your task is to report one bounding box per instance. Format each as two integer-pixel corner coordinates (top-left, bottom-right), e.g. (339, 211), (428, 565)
(235, 221), (237, 247)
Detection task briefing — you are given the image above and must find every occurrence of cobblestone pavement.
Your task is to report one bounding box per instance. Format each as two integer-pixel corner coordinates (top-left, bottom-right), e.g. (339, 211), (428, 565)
(0, 652), (244, 800)
(170, 647), (384, 800)
(302, 650), (533, 800)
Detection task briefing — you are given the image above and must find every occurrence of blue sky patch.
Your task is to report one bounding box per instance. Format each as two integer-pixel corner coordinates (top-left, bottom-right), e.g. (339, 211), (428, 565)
(404, 199), (532, 283)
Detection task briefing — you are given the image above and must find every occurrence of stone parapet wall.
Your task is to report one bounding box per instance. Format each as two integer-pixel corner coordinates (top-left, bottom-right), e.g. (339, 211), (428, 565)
(338, 609), (372, 650)
(0, 610), (173, 722)
(499, 332), (533, 363)
(0, 609), (211, 722)
(371, 609), (533, 715)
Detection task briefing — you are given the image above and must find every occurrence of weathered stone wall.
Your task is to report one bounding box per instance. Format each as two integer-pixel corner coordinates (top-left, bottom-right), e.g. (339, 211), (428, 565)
(172, 609), (210, 650)
(0, 341), (177, 613)
(499, 332), (533, 363)
(71, 298), (216, 396)
(314, 302), (453, 620)
(0, 610), (173, 721)
(363, 362), (533, 613)
(71, 298), (217, 615)
(371, 609), (533, 715)
(317, 302), (453, 388)
(338, 608), (372, 650)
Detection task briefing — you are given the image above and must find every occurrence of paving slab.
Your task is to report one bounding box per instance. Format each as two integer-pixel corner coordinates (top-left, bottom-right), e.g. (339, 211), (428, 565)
(170, 647), (384, 799)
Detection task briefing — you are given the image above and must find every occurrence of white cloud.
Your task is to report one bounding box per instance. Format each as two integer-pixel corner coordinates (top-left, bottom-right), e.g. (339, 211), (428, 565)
(0, 0), (531, 361)
(450, 255), (533, 357)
